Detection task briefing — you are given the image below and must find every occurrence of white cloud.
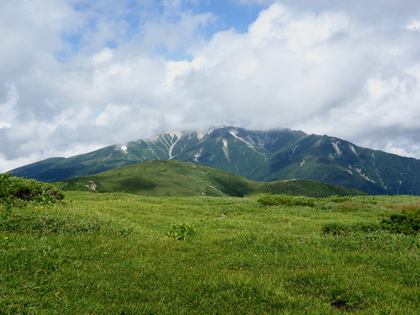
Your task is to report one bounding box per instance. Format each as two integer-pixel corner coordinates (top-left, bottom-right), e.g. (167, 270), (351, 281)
(406, 20), (420, 32)
(91, 48), (114, 65)
(1, 1), (420, 172)
(233, 0), (274, 5)
(0, 84), (18, 130)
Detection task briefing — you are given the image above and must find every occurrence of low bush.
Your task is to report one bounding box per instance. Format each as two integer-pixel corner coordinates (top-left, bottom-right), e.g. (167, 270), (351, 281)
(323, 211), (419, 236)
(167, 223), (195, 240)
(322, 222), (379, 235)
(322, 223), (353, 235)
(380, 211), (419, 235)
(257, 194), (316, 207)
(0, 174), (64, 204)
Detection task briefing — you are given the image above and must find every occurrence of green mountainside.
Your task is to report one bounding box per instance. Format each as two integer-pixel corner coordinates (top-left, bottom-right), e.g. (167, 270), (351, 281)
(11, 126), (420, 195)
(58, 161), (362, 197)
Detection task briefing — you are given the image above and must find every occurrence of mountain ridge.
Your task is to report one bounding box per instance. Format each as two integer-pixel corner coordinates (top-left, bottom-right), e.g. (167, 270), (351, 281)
(10, 126), (420, 195)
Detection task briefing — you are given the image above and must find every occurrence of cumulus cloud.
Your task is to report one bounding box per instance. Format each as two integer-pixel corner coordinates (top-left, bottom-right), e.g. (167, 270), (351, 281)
(1, 1), (420, 172)
(406, 20), (420, 32)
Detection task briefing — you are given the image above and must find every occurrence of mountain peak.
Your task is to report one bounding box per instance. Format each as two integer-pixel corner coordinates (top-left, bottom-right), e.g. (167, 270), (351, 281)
(10, 126), (420, 195)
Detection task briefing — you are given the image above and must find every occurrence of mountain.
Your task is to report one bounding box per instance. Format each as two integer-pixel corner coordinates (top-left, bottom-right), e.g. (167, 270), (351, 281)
(57, 160), (362, 197)
(10, 126), (420, 195)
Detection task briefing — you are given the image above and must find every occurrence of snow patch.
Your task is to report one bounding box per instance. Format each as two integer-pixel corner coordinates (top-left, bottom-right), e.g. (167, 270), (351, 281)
(300, 159), (305, 167)
(196, 127), (216, 142)
(168, 135), (181, 160)
(349, 144), (358, 157)
(228, 129), (258, 151)
(255, 135), (275, 148)
(331, 141), (342, 157)
(355, 168), (376, 183)
(222, 138), (230, 161)
(193, 148), (203, 162)
(120, 145), (128, 154)
(158, 133), (182, 159)
(196, 131), (205, 140)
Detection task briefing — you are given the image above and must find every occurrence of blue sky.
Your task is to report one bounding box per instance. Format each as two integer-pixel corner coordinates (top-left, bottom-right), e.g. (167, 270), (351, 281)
(1, 0), (420, 171)
(59, 0), (267, 61)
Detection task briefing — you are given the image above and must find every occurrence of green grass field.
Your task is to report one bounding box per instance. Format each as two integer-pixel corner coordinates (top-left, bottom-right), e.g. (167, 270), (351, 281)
(1, 191), (419, 314)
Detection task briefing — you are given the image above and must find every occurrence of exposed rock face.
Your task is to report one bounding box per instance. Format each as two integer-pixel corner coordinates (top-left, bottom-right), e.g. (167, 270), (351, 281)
(86, 181), (97, 192)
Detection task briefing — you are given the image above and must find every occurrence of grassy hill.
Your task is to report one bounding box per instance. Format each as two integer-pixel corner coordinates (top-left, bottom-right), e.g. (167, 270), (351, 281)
(58, 160), (362, 197)
(1, 191), (418, 313)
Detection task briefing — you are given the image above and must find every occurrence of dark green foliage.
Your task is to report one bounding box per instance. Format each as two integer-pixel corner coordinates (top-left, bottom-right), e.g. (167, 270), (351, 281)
(0, 174), (64, 204)
(263, 179), (362, 197)
(257, 194), (316, 207)
(210, 174), (253, 197)
(323, 211), (420, 236)
(167, 223), (195, 240)
(322, 222), (379, 235)
(380, 211), (420, 235)
(322, 223), (353, 235)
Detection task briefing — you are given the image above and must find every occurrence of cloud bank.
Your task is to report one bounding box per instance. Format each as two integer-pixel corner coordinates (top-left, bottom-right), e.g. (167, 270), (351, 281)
(1, 0), (420, 171)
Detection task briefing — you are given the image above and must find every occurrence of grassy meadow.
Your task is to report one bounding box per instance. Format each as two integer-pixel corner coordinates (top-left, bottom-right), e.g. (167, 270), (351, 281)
(58, 160), (362, 197)
(1, 190), (419, 314)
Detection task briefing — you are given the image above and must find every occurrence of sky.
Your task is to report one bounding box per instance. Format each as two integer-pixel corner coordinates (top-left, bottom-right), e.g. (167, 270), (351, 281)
(1, 0), (420, 172)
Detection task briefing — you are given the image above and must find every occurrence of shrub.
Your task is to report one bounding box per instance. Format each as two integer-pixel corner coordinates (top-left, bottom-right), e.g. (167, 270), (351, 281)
(323, 211), (419, 236)
(257, 194), (316, 207)
(322, 222), (383, 235)
(167, 223), (195, 240)
(322, 223), (353, 235)
(380, 211), (419, 235)
(0, 174), (64, 204)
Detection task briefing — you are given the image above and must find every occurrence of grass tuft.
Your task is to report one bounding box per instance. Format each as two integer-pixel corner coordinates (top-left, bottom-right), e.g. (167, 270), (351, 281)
(167, 223), (196, 240)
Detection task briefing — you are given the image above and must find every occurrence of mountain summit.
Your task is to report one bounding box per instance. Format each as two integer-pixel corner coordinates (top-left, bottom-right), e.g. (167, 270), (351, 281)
(10, 126), (420, 194)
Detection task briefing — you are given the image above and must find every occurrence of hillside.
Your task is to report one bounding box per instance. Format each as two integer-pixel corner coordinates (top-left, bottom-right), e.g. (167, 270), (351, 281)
(11, 126), (420, 195)
(58, 161), (362, 197)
